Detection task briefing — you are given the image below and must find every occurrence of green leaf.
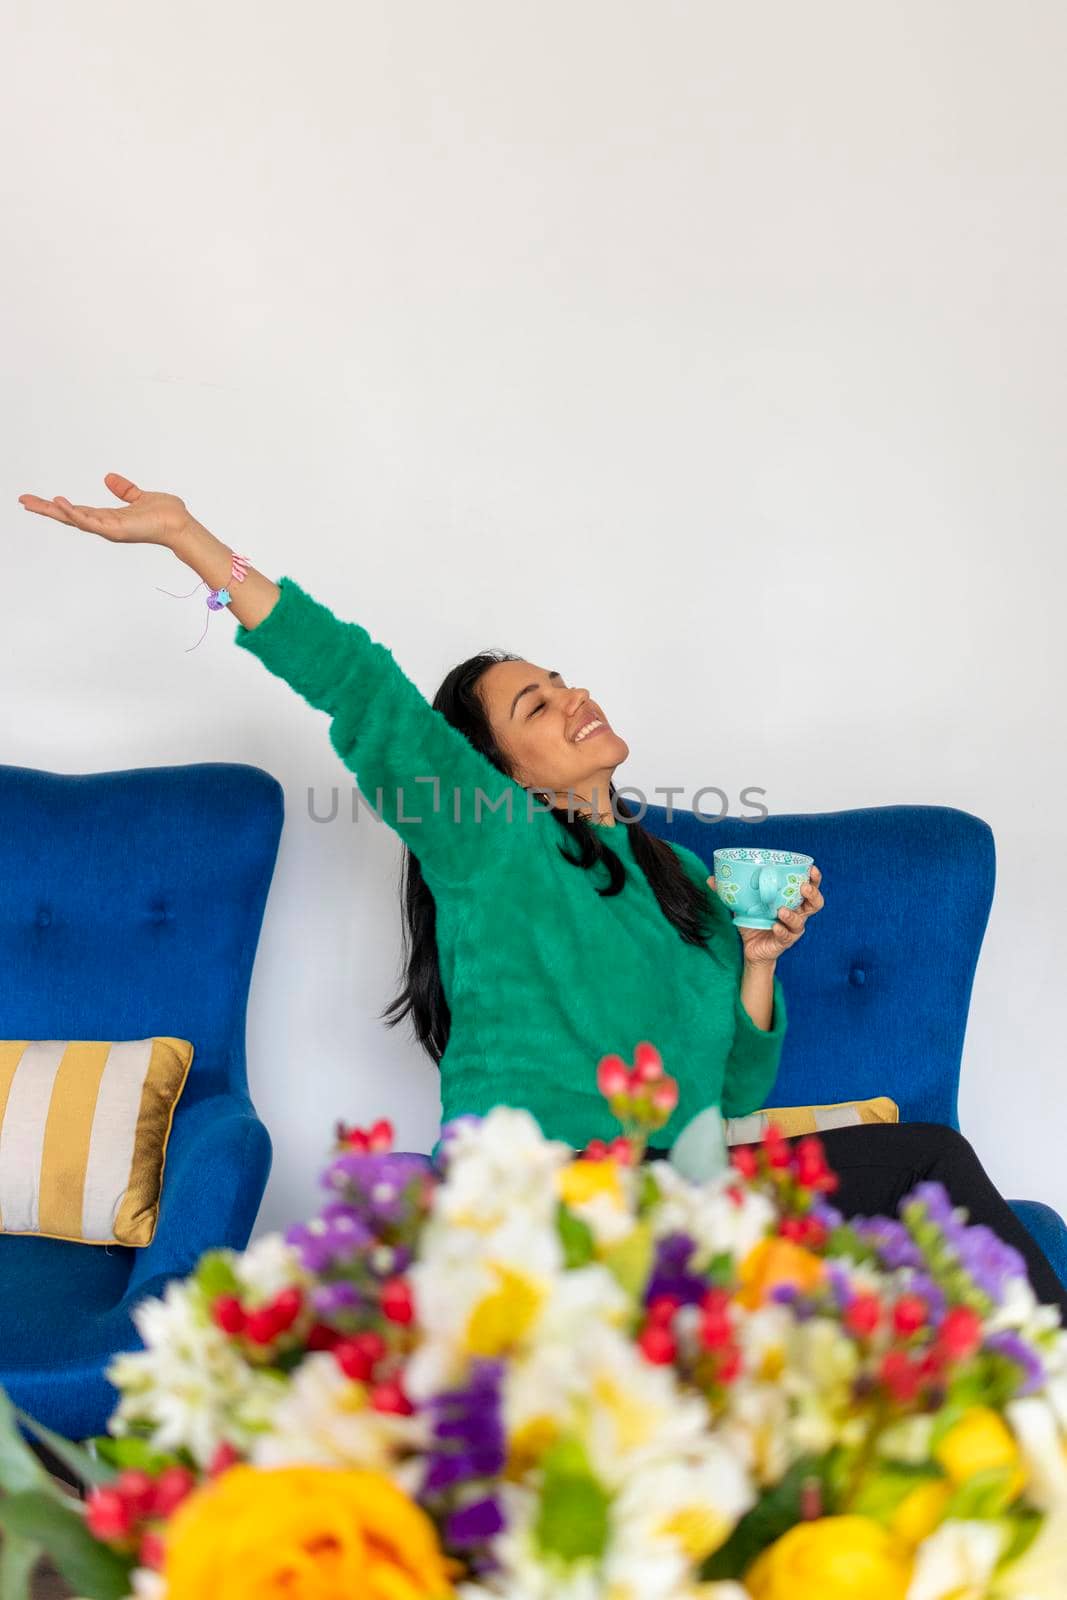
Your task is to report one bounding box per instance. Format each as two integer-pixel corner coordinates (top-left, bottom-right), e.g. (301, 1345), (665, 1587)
(995, 1506), (1043, 1570)
(0, 1491), (133, 1600)
(0, 1388), (52, 1496)
(194, 1250), (240, 1300)
(14, 1408), (117, 1489)
(602, 1219), (654, 1299)
(0, 1530), (42, 1600)
(92, 1433), (179, 1474)
(556, 1203), (595, 1269)
(848, 1463), (945, 1522)
(700, 1456), (826, 1580)
(534, 1435), (611, 1563)
(943, 1465), (1021, 1521)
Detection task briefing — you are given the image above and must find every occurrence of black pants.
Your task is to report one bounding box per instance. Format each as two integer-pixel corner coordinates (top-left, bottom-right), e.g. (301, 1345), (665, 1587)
(646, 1121), (1067, 1323)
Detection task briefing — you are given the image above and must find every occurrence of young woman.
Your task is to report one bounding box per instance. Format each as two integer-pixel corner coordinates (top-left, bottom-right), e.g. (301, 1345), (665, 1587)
(19, 473), (1067, 1319)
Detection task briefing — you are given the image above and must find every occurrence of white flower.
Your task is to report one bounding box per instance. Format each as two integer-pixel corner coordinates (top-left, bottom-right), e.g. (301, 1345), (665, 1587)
(994, 1501), (1067, 1597)
(248, 1351), (428, 1494)
(235, 1231), (304, 1301)
(435, 1107), (573, 1235)
(1006, 1396), (1067, 1510)
(645, 1162), (775, 1266)
(126, 1569), (167, 1600)
(906, 1519), (1005, 1600)
(106, 1277), (287, 1467)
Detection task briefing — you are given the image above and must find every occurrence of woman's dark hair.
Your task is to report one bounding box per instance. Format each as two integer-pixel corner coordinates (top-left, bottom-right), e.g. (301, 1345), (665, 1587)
(380, 650), (721, 1063)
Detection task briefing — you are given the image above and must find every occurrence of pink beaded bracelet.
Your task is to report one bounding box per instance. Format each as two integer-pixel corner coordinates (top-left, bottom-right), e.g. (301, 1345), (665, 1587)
(157, 552), (251, 651)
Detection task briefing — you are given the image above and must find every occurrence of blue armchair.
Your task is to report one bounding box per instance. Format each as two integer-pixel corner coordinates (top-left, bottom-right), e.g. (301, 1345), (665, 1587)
(0, 762), (283, 1440)
(637, 801), (1067, 1285)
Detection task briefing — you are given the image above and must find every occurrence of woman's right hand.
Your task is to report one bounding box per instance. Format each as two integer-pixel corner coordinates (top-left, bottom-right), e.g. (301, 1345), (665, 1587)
(18, 472), (195, 549)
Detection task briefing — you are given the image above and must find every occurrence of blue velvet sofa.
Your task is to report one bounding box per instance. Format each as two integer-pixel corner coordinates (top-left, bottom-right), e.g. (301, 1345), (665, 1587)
(0, 762), (283, 1440)
(635, 800), (1067, 1284)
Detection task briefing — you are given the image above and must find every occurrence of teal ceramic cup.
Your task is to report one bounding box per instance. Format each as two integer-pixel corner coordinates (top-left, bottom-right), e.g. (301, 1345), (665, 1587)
(712, 847), (814, 930)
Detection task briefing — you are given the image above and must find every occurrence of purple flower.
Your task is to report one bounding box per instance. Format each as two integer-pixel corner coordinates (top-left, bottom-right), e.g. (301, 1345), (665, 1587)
(445, 1494), (507, 1548)
(907, 1181), (956, 1225)
(311, 1281), (365, 1315)
(645, 1231), (708, 1309)
(810, 1198), (844, 1231)
(852, 1216), (925, 1271)
(902, 1270), (948, 1326)
(952, 1225), (1028, 1304)
(420, 1359), (508, 1503)
(987, 1331), (1046, 1396)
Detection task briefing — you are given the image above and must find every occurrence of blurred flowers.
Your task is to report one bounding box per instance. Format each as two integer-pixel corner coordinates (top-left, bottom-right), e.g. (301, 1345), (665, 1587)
(4, 1041), (1067, 1600)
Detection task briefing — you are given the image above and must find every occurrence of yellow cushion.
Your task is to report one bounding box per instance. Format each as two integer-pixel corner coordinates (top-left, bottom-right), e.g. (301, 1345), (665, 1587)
(0, 1038), (193, 1246)
(724, 1095), (899, 1145)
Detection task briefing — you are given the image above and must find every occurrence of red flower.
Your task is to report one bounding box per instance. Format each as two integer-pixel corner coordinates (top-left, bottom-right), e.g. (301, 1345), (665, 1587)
(86, 1486), (133, 1542)
(596, 1055), (630, 1098)
(244, 1305), (283, 1345)
(632, 1041), (665, 1084)
(271, 1286), (304, 1332)
(793, 1135), (837, 1192)
(638, 1324), (677, 1364)
(880, 1349), (922, 1402)
(935, 1306), (983, 1362)
(844, 1293), (882, 1338)
(114, 1469), (156, 1521)
(731, 1145), (760, 1180)
(335, 1328), (388, 1380)
(370, 1377), (414, 1414)
(207, 1440), (240, 1478)
(151, 1465), (197, 1518)
(892, 1294), (929, 1337)
(211, 1294), (246, 1335)
(647, 1295), (682, 1326)
(762, 1123), (792, 1170)
(380, 1277), (415, 1324)
(139, 1530), (167, 1571)
(336, 1117), (394, 1153)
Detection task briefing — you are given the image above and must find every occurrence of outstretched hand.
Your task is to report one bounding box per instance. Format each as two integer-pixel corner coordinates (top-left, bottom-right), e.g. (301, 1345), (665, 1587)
(19, 473), (194, 548)
(706, 864), (824, 965)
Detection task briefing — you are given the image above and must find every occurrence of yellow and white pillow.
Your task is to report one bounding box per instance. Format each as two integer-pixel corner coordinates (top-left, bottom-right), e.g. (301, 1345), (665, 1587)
(724, 1095), (899, 1145)
(0, 1038), (193, 1246)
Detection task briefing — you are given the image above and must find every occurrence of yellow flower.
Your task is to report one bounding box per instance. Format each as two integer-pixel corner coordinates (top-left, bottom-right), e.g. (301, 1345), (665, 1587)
(744, 1515), (912, 1600)
(464, 1263), (545, 1356)
(557, 1158), (625, 1209)
(162, 1463), (457, 1600)
(888, 1479), (952, 1545)
(735, 1237), (826, 1310)
(934, 1407), (1027, 1500)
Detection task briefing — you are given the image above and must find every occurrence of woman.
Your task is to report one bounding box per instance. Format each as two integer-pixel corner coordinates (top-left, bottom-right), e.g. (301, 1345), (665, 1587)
(18, 473), (1067, 1320)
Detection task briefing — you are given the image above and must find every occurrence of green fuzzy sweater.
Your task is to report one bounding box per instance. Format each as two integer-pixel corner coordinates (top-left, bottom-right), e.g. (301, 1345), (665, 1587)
(234, 577), (787, 1156)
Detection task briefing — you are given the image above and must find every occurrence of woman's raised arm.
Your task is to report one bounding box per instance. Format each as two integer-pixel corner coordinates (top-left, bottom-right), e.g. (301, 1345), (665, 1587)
(19, 475), (526, 886)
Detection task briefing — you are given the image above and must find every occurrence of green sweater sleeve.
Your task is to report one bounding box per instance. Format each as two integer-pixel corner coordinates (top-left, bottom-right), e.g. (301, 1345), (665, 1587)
(233, 576), (525, 885)
(669, 842), (788, 1118)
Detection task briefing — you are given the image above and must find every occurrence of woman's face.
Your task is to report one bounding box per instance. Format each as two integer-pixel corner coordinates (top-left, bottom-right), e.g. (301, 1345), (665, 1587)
(477, 658), (630, 810)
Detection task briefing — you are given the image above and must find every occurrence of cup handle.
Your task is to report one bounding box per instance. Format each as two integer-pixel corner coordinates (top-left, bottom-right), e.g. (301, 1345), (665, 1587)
(758, 864), (784, 910)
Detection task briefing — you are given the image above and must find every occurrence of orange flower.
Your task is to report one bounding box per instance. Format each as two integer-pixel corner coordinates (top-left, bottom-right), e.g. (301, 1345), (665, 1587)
(735, 1236), (826, 1310)
(162, 1464), (456, 1599)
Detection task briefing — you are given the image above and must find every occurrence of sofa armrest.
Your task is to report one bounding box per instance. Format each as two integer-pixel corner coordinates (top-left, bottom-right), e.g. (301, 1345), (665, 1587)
(1009, 1199), (1067, 1292)
(124, 1093), (272, 1299)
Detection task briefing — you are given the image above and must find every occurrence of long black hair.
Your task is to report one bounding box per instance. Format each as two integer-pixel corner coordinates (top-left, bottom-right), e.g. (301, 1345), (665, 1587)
(379, 649), (720, 1063)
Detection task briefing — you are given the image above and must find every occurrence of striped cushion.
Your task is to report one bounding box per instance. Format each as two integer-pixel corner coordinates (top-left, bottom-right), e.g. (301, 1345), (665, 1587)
(724, 1095), (899, 1146)
(0, 1038), (193, 1246)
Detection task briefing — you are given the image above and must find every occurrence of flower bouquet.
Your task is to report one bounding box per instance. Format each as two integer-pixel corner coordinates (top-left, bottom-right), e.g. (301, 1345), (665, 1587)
(2, 1043), (1067, 1600)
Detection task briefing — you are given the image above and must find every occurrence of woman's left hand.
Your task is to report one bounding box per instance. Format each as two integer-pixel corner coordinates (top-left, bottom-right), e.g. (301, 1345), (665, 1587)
(706, 864), (824, 965)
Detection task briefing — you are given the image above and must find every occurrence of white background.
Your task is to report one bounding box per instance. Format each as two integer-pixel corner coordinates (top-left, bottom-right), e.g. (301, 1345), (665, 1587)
(4, 3), (1064, 1237)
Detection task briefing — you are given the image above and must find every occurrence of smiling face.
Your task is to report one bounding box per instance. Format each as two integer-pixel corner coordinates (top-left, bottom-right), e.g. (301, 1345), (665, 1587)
(476, 658), (630, 815)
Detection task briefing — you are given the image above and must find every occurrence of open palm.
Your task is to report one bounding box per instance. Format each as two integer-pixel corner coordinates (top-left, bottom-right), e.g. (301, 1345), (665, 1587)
(19, 472), (191, 547)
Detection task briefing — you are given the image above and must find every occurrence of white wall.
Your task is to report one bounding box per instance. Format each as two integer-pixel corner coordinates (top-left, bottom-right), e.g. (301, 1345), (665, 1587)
(4, 2), (1065, 1239)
